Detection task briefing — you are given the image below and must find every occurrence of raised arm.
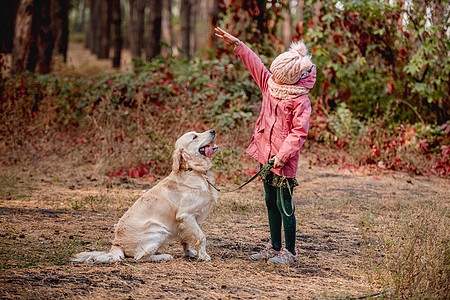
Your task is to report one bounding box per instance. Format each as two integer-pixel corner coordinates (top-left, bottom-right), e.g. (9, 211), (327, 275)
(215, 27), (271, 93)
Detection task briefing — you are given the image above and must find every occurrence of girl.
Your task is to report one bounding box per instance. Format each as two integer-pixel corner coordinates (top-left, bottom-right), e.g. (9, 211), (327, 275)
(215, 27), (316, 265)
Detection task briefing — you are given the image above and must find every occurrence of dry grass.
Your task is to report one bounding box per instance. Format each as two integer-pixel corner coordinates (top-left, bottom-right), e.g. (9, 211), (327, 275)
(0, 158), (448, 299)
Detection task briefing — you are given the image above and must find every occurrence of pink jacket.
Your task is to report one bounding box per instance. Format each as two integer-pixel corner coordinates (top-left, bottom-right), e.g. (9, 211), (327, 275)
(235, 43), (316, 178)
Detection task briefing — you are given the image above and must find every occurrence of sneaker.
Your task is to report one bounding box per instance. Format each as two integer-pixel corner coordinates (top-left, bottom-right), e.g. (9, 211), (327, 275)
(249, 244), (280, 261)
(268, 247), (298, 265)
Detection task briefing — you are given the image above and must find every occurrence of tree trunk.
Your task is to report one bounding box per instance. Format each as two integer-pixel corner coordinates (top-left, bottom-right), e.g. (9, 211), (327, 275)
(190, 0), (197, 54)
(312, 0), (321, 29)
(12, 0), (55, 74)
(136, 0), (145, 58)
(297, 0), (304, 25)
(180, 0), (191, 57)
(12, 0), (34, 73)
(161, 0), (173, 55)
(50, 0), (69, 62)
(0, 0), (19, 53)
(85, 0), (94, 49)
(281, 0), (292, 46)
(35, 0), (53, 73)
(128, 0), (136, 53)
(130, 0), (145, 58)
(206, 0), (220, 50)
(98, 0), (111, 59)
(92, 0), (102, 56)
(111, 0), (122, 68)
(80, 0), (87, 33)
(146, 0), (162, 61)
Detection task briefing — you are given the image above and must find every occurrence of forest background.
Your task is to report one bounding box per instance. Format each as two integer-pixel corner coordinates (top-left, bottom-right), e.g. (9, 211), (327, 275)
(0, 0), (449, 179)
(0, 0), (449, 178)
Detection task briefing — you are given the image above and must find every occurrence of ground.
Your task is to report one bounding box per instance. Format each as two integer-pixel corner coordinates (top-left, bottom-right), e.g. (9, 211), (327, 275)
(1, 158), (448, 299)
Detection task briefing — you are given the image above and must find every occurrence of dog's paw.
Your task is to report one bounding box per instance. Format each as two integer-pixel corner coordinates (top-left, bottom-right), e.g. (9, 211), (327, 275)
(185, 249), (198, 258)
(158, 254), (174, 261)
(143, 254), (174, 262)
(198, 253), (211, 261)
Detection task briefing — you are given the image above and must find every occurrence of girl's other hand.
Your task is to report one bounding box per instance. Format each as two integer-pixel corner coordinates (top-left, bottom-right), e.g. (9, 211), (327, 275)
(273, 156), (285, 169)
(215, 27), (240, 47)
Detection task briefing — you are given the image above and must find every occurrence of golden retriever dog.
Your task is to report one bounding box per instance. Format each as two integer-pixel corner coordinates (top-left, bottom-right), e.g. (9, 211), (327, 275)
(71, 129), (218, 263)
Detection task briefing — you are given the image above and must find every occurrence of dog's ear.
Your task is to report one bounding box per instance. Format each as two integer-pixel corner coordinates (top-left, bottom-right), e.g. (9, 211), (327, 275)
(172, 148), (183, 172)
(172, 148), (192, 172)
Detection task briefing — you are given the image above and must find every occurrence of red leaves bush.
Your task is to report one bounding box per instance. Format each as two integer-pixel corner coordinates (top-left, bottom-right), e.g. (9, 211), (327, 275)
(1, 57), (447, 179)
(308, 101), (449, 177)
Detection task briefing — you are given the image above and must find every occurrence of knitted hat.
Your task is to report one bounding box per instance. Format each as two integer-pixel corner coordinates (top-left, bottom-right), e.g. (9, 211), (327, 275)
(270, 41), (313, 85)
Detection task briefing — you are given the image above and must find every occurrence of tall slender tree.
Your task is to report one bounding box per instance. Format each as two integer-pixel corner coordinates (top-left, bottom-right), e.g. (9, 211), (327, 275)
(0, 0), (19, 54)
(128, 0), (136, 54)
(180, 0), (191, 57)
(129, 0), (145, 59)
(190, 0), (197, 54)
(111, 0), (122, 68)
(281, 0), (292, 46)
(12, 0), (34, 73)
(85, 0), (94, 50)
(98, 0), (111, 59)
(146, 0), (162, 61)
(161, 0), (174, 55)
(297, 0), (304, 25)
(51, 0), (69, 61)
(91, 0), (103, 56)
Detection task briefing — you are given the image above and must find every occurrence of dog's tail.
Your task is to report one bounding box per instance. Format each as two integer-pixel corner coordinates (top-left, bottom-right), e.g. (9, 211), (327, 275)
(70, 246), (124, 264)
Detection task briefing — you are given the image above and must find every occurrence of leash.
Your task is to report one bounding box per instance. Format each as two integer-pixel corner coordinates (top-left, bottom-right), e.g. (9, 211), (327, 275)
(206, 159), (295, 217)
(279, 169), (295, 217)
(206, 160), (275, 193)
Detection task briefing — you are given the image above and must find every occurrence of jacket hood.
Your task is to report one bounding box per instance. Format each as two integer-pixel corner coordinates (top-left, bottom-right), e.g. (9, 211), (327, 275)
(296, 65), (316, 90)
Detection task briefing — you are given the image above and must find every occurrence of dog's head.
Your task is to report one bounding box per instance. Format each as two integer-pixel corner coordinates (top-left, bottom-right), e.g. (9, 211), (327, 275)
(172, 129), (218, 173)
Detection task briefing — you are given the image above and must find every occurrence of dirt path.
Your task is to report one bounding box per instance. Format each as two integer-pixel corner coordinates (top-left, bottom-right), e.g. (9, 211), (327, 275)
(1, 160), (448, 299)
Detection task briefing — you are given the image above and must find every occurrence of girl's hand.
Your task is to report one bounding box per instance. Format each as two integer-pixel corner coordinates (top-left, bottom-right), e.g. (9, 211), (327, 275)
(273, 156), (285, 169)
(215, 27), (241, 48)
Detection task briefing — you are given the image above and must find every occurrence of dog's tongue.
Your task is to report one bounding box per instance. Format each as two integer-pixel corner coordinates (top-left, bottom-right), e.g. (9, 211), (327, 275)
(204, 145), (214, 157)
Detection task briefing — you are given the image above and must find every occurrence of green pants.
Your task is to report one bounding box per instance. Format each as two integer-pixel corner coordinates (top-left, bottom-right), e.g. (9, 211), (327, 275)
(264, 181), (296, 255)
